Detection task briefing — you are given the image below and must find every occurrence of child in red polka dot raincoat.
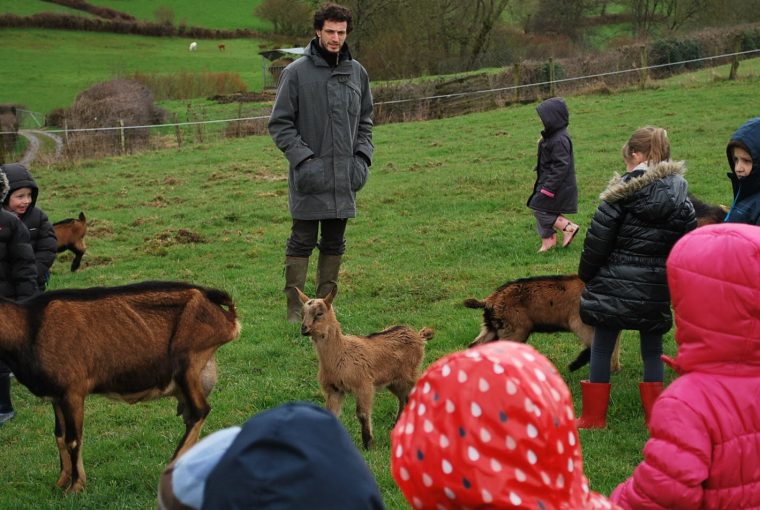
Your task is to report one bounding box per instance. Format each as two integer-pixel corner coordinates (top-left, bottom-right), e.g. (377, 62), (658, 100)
(391, 341), (618, 510)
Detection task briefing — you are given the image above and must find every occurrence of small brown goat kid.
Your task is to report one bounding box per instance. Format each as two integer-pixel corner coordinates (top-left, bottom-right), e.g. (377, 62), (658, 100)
(0, 281), (241, 493)
(297, 287), (433, 449)
(53, 212), (87, 272)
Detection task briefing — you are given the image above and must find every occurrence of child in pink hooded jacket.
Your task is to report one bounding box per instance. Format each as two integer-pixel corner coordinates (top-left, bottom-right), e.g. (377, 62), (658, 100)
(612, 223), (760, 509)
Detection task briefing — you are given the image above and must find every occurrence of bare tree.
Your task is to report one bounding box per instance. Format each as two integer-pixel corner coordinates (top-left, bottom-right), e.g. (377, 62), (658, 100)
(255, 0), (313, 37)
(663, 0), (706, 31)
(467, 0), (512, 69)
(630, 0), (663, 38)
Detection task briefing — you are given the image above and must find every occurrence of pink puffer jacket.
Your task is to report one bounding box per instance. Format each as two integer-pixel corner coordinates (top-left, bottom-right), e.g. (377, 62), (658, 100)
(611, 223), (760, 509)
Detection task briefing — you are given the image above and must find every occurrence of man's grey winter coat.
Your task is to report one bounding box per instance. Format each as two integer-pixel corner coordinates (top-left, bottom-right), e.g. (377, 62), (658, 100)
(268, 39), (374, 220)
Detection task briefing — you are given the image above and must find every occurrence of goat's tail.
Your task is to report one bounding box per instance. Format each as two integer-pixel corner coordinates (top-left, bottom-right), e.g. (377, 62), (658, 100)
(463, 298), (485, 309)
(419, 327), (434, 341)
(203, 288), (238, 321)
(568, 347), (591, 372)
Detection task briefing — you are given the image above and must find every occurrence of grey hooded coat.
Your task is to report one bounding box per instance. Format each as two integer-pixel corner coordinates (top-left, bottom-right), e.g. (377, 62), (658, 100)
(268, 39), (374, 220)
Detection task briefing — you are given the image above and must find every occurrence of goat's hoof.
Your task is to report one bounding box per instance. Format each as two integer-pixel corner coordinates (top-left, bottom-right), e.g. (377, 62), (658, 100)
(64, 480), (85, 494)
(611, 364), (622, 374)
(363, 438), (374, 450)
(55, 474), (71, 489)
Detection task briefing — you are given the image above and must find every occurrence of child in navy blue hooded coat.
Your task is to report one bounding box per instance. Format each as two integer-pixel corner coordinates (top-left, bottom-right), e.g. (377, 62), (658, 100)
(158, 402), (385, 509)
(724, 117), (760, 225)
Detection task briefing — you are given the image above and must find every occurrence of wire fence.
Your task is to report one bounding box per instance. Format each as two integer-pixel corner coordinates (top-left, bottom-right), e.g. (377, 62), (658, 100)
(1, 48), (758, 164)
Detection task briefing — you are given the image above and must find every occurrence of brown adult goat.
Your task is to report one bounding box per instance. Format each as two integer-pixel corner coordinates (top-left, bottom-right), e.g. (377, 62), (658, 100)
(0, 281), (241, 493)
(297, 287), (433, 450)
(53, 212), (87, 272)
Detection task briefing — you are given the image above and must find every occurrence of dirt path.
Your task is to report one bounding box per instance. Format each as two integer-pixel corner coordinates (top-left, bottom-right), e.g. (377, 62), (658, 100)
(18, 129), (64, 167)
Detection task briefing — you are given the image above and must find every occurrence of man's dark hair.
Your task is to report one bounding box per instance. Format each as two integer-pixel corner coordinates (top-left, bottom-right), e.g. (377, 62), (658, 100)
(314, 3), (353, 33)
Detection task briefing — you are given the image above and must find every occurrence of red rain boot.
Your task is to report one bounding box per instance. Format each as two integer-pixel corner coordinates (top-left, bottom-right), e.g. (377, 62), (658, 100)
(576, 380), (611, 430)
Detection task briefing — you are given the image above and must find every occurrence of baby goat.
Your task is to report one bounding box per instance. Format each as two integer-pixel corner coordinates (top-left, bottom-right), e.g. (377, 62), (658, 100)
(0, 281), (241, 493)
(297, 287), (433, 449)
(53, 212), (87, 272)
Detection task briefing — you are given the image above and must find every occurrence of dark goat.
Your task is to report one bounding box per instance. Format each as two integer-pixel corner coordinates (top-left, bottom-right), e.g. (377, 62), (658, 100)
(53, 212), (87, 271)
(465, 275), (621, 373)
(688, 193), (728, 227)
(0, 281), (241, 493)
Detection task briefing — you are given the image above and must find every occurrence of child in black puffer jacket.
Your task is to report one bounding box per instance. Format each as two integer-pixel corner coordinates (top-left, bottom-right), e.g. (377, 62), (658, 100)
(0, 167), (38, 425)
(1, 163), (57, 291)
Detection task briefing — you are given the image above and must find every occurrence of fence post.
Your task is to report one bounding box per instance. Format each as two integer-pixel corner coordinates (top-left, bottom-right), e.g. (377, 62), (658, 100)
(173, 114), (182, 148)
(513, 62), (521, 103)
(63, 118), (69, 146)
(119, 119), (126, 154)
(729, 35), (742, 81)
(548, 57), (556, 96)
(639, 45), (648, 89)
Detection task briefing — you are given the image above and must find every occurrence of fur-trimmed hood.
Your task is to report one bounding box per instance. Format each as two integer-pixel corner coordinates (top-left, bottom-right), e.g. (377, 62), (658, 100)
(1, 163), (38, 209)
(600, 160), (689, 223)
(0, 167), (8, 203)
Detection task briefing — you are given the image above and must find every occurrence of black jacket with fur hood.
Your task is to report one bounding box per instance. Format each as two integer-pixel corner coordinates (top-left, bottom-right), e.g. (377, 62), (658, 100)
(1, 163), (57, 289)
(0, 169), (38, 300)
(578, 161), (697, 334)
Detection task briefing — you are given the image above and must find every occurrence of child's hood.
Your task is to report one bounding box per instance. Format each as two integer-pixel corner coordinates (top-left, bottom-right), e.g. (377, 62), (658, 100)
(0, 163), (38, 207)
(726, 117), (760, 176)
(664, 223), (760, 376)
(536, 96), (569, 135)
(0, 168), (8, 203)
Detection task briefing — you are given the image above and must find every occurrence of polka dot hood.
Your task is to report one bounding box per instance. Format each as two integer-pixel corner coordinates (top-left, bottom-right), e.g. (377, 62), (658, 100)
(391, 341), (618, 510)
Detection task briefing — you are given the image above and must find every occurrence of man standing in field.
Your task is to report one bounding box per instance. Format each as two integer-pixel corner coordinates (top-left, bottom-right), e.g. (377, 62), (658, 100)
(268, 2), (374, 323)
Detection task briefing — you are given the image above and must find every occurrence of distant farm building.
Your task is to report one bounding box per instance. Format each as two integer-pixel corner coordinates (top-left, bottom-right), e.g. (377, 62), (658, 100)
(259, 47), (304, 89)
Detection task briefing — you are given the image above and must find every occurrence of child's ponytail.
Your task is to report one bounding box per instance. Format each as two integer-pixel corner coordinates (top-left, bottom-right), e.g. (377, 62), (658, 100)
(626, 126), (671, 166)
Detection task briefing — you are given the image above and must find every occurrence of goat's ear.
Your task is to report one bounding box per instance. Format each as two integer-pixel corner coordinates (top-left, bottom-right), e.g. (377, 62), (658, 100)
(324, 285), (337, 307)
(296, 288), (310, 304)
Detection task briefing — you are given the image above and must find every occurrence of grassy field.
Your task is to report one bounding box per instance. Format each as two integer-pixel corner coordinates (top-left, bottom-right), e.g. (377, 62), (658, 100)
(0, 0), (269, 31)
(0, 70), (756, 508)
(0, 0), (92, 17)
(88, 0), (269, 31)
(0, 28), (270, 115)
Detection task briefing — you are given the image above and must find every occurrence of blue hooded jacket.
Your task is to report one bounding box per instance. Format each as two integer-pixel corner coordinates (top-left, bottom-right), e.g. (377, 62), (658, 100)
(725, 117), (760, 225)
(201, 402), (385, 510)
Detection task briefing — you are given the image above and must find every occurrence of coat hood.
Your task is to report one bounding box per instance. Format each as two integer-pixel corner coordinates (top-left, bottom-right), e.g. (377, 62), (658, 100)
(201, 402), (385, 509)
(391, 342), (619, 510)
(536, 97), (569, 135)
(600, 160), (689, 223)
(0, 167), (8, 203)
(726, 117), (760, 177)
(664, 223), (760, 375)
(0, 163), (38, 208)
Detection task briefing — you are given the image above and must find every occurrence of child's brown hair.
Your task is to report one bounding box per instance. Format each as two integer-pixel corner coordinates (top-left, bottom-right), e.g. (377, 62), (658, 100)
(622, 126), (671, 165)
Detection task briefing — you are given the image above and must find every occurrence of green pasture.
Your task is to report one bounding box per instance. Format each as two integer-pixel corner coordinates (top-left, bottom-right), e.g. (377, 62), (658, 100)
(0, 0), (269, 32)
(0, 28), (271, 114)
(0, 0), (92, 17)
(88, 0), (270, 32)
(0, 72), (758, 509)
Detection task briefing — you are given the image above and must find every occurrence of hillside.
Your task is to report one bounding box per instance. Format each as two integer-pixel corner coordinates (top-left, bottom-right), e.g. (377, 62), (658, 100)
(0, 0), (270, 30)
